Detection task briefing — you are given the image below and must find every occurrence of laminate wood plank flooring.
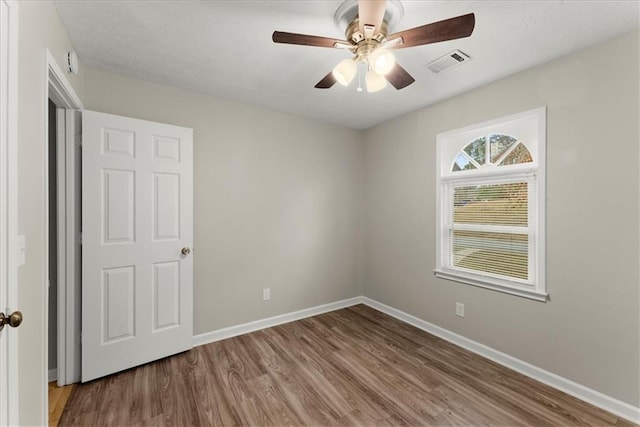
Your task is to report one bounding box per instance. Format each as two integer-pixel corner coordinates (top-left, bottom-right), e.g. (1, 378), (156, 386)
(59, 305), (636, 426)
(49, 382), (75, 427)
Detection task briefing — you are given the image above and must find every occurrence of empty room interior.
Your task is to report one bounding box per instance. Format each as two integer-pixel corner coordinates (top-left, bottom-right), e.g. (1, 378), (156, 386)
(3, 0), (639, 425)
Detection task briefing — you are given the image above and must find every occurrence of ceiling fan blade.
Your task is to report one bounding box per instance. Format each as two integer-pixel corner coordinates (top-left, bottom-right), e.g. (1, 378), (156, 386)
(358, 0), (387, 37)
(388, 13), (475, 49)
(315, 71), (337, 89)
(272, 31), (347, 48)
(385, 63), (415, 90)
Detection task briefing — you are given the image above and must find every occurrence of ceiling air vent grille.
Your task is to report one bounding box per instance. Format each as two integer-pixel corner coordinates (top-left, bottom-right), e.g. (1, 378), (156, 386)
(426, 50), (471, 74)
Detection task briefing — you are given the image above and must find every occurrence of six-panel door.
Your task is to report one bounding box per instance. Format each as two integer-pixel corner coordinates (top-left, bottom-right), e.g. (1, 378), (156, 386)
(82, 110), (193, 382)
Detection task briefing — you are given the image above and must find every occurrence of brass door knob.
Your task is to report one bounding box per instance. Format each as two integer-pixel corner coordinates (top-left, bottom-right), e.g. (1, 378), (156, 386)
(0, 311), (23, 332)
(181, 247), (191, 255)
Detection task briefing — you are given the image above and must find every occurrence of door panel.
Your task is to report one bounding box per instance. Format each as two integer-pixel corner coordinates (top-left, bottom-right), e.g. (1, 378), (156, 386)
(102, 169), (135, 244)
(102, 266), (135, 342)
(82, 110), (193, 382)
(152, 261), (180, 331)
(102, 128), (135, 157)
(153, 172), (180, 240)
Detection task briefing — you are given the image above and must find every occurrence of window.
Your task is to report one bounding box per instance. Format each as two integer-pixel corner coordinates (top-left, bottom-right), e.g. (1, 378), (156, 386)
(435, 108), (547, 301)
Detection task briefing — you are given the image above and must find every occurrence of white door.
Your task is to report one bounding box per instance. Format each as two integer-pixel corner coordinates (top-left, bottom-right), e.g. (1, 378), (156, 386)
(1, 0), (19, 424)
(82, 110), (193, 382)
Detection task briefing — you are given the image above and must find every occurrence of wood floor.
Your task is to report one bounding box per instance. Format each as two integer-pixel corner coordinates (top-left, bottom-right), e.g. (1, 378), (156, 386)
(59, 305), (634, 426)
(49, 381), (75, 426)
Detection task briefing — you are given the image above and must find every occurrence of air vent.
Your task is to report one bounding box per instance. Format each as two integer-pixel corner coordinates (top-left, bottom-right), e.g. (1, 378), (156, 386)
(426, 50), (471, 74)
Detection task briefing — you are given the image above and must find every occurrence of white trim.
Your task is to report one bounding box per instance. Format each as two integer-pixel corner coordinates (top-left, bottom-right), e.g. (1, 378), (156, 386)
(64, 110), (82, 385)
(361, 297), (640, 424)
(0, 1), (19, 424)
(52, 109), (82, 387)
(433, 269), (548, 302)
(55, 107), (66, 388)
(47, 51), (83, 110)
(193, 297), (364, 347)
(450, 222), (531, 235)
(45, 50), (83, 425)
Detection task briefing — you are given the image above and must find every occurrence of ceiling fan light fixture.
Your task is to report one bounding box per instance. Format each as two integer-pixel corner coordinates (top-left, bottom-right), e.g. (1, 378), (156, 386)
(370, 47), (395, 75)
(332, 58), (357, 86)
(366, 69), (387, 92)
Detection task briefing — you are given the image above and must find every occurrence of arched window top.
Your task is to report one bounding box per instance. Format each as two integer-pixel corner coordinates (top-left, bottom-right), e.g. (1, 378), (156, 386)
(452, 133), (533, 172)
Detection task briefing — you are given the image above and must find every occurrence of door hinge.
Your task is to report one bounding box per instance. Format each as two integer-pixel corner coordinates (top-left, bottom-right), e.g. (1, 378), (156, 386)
(76, 232), (83, 245)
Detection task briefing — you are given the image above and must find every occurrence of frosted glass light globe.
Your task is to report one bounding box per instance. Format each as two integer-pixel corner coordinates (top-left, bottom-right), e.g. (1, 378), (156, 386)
(370, 48), (395, 76)
(366, 70), (387, 92)
(332, 58), (357, 86)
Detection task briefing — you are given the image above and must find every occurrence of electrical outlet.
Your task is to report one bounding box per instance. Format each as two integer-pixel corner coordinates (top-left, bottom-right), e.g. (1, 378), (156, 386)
(263, 288), (271, 301)
(456, 302), (465, 317)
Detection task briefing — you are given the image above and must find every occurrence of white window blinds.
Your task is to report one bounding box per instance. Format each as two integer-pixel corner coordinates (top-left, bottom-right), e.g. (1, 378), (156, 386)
(447, 178), (535, 283)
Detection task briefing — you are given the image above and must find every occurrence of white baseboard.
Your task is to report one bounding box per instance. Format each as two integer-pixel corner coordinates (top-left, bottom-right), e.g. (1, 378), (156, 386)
(48, 368), (57, 383)
(193, 296), (364, 347)
(361, 297), (640, 424)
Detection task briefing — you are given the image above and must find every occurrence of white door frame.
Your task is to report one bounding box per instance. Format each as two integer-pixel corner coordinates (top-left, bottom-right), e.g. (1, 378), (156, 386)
(45, 48), (83, 402)
(0, 0), (19, 424)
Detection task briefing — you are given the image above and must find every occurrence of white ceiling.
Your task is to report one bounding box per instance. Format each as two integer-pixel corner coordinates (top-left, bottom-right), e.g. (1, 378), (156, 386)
(54, 1), (639, 130)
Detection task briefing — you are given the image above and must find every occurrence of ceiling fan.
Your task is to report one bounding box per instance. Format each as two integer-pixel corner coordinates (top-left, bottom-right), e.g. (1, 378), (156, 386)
(272, 0), (475, 93)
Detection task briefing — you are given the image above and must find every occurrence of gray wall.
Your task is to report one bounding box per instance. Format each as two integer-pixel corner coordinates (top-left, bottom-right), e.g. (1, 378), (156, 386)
(363, 32), (639, 407)
(16, 2), (85, 423)
(15, 2), (638, 421)
(84, 69), (365, 334)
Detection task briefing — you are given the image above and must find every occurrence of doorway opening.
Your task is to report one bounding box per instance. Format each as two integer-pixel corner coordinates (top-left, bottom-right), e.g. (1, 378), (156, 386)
(47, 99), (75, 426)
(45, 52), (83, 424)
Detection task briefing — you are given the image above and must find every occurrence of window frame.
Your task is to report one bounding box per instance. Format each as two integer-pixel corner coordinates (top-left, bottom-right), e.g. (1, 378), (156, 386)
(435, 107), (547, 301)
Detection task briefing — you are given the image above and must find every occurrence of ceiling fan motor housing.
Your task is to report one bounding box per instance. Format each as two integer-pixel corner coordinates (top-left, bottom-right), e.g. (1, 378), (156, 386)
(346, 19), (389, 63)
(334, 0), (405, 34)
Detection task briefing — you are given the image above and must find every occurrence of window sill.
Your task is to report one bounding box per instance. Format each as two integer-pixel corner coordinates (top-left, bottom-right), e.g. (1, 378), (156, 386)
(434, 269), (548, 302)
